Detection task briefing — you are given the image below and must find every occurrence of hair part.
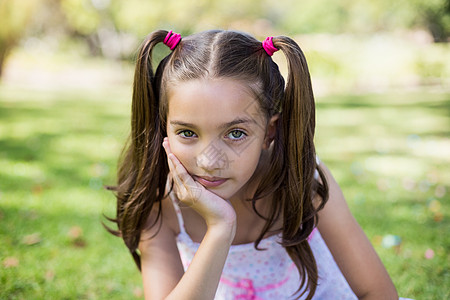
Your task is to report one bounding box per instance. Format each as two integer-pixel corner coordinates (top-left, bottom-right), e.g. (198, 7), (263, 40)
(106, 29), (329, 299)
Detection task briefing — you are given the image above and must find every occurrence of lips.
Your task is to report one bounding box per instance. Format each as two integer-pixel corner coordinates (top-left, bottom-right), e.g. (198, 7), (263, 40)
(193, 175), (228, 188)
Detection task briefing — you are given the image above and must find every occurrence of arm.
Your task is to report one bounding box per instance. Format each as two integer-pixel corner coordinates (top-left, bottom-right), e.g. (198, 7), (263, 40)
(138, 138), (236, 300)
(316, 163), (398, 300)
(139, 207), (235, 300)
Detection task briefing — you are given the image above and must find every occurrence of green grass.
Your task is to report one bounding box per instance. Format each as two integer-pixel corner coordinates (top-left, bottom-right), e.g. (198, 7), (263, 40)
(315, 91), (449, 299)
(0, 84), (448, 299)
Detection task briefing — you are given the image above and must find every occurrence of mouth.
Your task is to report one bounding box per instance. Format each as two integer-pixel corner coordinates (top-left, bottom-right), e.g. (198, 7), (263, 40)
(193, 175), (228, 188)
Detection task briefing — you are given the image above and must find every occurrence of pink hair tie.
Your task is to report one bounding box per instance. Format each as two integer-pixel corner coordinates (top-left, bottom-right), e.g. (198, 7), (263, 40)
(164, 30), (181, 50)
(262, 36), (278, 56)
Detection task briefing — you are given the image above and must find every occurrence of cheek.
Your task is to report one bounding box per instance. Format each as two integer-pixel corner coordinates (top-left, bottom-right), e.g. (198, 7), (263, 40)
(167, 136), (195, 169)
(229, 142), (263, 175)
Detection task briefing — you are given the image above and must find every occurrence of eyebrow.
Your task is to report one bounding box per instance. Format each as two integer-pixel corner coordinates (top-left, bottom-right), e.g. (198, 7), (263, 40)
(170, 117), (256, 130)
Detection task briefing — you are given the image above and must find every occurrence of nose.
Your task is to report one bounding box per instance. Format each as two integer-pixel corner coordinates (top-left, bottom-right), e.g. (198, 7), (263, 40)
(195, 141), (229, 171)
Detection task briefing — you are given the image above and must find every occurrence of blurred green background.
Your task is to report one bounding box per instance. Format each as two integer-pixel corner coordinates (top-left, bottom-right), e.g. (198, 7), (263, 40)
(0, 0), (449, 299)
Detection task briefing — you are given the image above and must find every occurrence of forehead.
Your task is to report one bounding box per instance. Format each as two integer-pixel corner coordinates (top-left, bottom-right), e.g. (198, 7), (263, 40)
(166, 78), (266, 126)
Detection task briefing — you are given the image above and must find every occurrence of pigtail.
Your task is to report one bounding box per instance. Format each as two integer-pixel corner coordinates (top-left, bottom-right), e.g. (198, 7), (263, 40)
(107, 30), (172, 270)
(272, 36), (324, 299)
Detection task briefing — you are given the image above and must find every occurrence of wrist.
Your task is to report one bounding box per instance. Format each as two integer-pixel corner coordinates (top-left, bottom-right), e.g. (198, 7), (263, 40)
(202, 205), (237, 233)
(206, 219), (236, 244)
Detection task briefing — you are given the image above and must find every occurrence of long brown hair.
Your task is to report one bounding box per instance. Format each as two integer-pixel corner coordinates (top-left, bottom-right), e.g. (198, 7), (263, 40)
(106, 29), (329, 299)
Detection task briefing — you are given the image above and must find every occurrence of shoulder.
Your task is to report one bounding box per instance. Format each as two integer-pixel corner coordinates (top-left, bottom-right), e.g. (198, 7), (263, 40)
(314, 162), (362, 246)
(314, 162), (399, 299)
(315, 163), (348, 221)
(140, 193), (180, 243)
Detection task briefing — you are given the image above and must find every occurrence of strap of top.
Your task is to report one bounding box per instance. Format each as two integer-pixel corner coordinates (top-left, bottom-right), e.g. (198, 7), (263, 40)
(168, 191), (187, 234)
(314, 155), (321, 180)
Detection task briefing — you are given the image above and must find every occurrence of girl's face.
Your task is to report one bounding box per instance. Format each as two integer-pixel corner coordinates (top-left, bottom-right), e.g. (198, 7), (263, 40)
(166, 78), (277, 202)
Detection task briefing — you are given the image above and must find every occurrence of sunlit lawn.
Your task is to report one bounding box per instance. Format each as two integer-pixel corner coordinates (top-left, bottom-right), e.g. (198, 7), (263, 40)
(0, 83), (448, 299)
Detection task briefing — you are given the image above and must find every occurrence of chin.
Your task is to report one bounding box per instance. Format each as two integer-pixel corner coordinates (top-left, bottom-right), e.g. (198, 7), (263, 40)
(204, 188), (231, 200)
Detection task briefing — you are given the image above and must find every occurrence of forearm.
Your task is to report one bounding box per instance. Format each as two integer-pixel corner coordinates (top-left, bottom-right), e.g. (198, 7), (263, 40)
(359, 290), (398, 300)
(357, 275), (398, 300)
(164, 224), (235, 300)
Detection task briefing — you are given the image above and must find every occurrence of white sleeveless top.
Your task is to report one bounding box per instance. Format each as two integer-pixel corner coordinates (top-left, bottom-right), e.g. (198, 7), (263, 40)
(170, 191), (358, 299)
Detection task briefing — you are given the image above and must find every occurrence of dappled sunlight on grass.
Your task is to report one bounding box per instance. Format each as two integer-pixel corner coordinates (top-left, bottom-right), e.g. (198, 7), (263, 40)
(0, 84), (143, 299)
(315, 90), (449, 299)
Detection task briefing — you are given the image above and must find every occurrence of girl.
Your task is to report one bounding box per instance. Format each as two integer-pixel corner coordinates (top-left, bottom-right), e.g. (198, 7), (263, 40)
(108, 29), (407, 299)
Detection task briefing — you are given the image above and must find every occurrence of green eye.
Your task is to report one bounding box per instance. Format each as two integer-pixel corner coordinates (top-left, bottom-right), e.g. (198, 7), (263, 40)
(179, 130), (196, 138)
(227, 130), (246, 141)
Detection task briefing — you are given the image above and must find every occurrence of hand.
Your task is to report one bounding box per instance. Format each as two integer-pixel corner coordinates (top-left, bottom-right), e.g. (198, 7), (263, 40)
(162, 138), (237, 229)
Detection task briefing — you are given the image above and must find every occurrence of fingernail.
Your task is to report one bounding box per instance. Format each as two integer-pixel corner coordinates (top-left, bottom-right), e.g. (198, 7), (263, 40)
(167, 153), (175, 163)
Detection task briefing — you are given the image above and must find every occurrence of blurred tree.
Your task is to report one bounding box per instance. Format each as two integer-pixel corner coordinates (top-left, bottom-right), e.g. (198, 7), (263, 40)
(279, 0), (449, 39)
(280, 0), (349, 34)
(0, 0), (40, 78)
(61, 0), (101, 36)
(59, 0), (113, 57)
(410, 0), (450, 42)
(0, 0), (448, 78)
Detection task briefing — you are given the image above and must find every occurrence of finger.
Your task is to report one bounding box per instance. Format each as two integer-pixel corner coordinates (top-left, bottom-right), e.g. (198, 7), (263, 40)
(168, 153), (197, 189)
(167, 158), (186, 199)
(163, 139), (190, 183)
(166, 151), (176, 173)
(164, 147), (176, 177)
(167, 154), (186, 192)
(162, 138), (202, 201)
(162, 138), (187, 177)
(166, 152), (203, 203)
(162, 138), (177, 175)
(162, 137), (172, 156)
(164, 149), (190, 189)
